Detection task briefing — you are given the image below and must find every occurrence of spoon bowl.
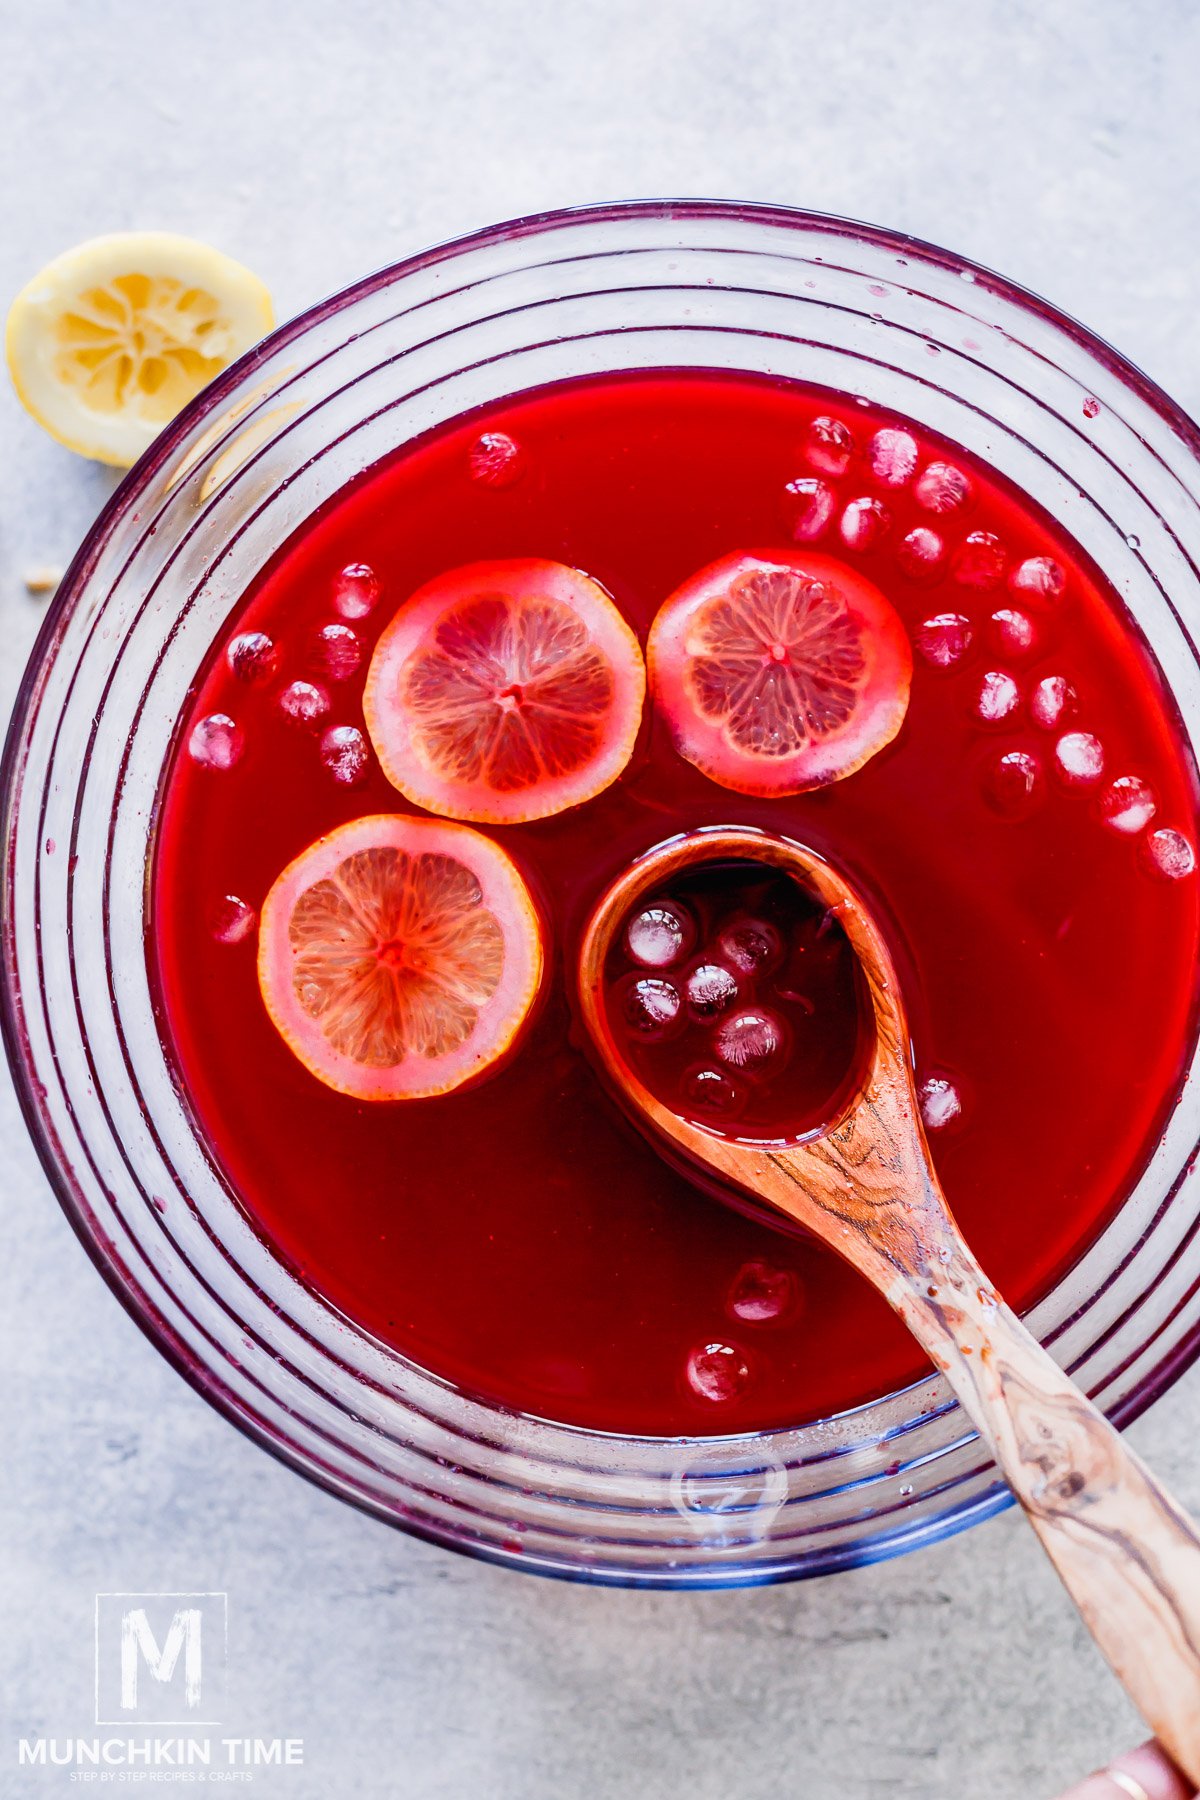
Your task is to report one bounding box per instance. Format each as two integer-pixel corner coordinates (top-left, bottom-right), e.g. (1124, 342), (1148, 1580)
(579, 825), (917, 1222)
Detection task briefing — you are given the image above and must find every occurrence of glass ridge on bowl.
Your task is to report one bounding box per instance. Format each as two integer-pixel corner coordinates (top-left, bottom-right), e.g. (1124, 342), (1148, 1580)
(5, 200), (1200, 1587)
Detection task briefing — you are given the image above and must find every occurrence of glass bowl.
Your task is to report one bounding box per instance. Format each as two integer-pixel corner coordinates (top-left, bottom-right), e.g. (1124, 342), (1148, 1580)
(5, 200), (1200, 1588)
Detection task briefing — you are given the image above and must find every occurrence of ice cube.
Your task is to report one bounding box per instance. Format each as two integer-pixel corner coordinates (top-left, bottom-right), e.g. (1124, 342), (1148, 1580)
(684, 963), (740, 1020)
(804, 415), (855, 477)
(320, 724), (370, 786)
(839, 496), (891, 551)
(210, 895), (256, 944)
(713, 1007), (788, 1076)
(313, 621), (363, 683)
(717, 917), (783, 977)
(686, 1342), (750, 1403)
(728, 1260), (796, 1324)
(952, 531), (1009, 590)
(333, 562), (380, 620)
(897, 526), (946, 579)
(226, 630), (278, 685)
(188, 713), (244, 770)
(1010, 556), (1066, 605)
(868, 427), (918, 487)
(623, 976), (683, 1036)
(974, 670), (1021, 724)
(914, 462), (972, 515)
(983, 749), (1043, 819)
(625, 902), (694, 969)
(1144, 828), (1196, 880)
(468, 430), (523, 488)
(1055, 731), (1105, 785)
(919, 1075), (963, 1132)
(279, 679), (332, 731)
(1100, 776), (1156, 836)
(915, 612), (973, 669)
(990, 608), (1037, 658)
(781, 476), (835, 542)
(1030, 675), (1076, 731)
(684, 1065), (743, 1116)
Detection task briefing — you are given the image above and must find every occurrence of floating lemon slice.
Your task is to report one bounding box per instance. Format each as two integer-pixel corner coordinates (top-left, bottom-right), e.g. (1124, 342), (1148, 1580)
(648, 549), (912, 796)
(6, 232), (274, 467)
(365, 558), (646, 824)
(258, 814), (545, 1100)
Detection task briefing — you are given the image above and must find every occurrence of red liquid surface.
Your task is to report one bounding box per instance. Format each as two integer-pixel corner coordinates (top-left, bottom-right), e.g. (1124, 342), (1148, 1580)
(153, 371), (1200, 1436)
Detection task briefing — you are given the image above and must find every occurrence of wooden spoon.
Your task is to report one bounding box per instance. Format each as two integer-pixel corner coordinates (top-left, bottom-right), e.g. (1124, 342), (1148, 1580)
(578, 824), (1200, 1778)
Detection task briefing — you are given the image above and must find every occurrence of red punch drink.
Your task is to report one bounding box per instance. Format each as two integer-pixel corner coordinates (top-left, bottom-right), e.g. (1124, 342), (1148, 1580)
(153, 370), (1200, 1435)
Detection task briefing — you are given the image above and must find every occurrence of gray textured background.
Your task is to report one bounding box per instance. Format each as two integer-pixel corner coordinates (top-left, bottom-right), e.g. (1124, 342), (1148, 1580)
(3, 2), (1199, 1795)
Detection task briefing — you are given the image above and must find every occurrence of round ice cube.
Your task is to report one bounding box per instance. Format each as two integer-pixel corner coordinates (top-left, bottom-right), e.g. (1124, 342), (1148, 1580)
(915, 612), (973, 669)
(625, 902), (694, 969)
(717, 917), (783, 977)
(683, 1065), (743, 1116)
(804, 415), (855, 476)
(781, 476), (834, 542)
(468, 430), (523, 488)
(1099, 776), (1156, 836)
(914, 462), (972, 515)
(952, 531), (1008, 590)
(897, 526), (945, 579)
(320, 724), (370, 787)
(188, 713), (244, 770)
(919, 1075), (963, 1132)
(684, 963), (740, 1020)
(279, 679), (332, 732)
(685, 1342), (750, 1403)
(974, 670), (1020, 724)
(333, 562), (380, 620)
(622, 976), (683, 1037)
(210, 895), (256, 945)
(713, 1007), (788, 1076)
(990, 608), (1037, 658)
(226, 630), (278, 685)
(1030, 675), (1076, 731)
(1010, 556), (1066, 605)
(839, 496), (891, 551)
(983, 750), (1043, 819)
(1144, 828), (1196, 880)
(1055, 731), (1105, 785)
(868, 427), (918, 487)
(727, 1260), (796, 1324)
(313, 621), (363, 683)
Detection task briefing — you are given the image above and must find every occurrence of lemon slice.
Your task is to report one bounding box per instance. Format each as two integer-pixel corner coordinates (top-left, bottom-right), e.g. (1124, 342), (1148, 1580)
(6, 233), (274, 467)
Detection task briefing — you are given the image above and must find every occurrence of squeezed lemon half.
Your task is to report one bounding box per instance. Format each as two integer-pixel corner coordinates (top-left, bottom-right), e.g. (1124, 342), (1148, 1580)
(6, 232), (274, 467)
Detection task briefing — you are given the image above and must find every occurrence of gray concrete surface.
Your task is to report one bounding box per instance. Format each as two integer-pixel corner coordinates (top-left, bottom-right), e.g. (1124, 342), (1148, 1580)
(3, 2), (1200, 1795)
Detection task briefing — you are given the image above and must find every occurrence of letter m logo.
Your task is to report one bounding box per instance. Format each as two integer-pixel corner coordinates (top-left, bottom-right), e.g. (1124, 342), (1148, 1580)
(95, 1593), (227, 1724)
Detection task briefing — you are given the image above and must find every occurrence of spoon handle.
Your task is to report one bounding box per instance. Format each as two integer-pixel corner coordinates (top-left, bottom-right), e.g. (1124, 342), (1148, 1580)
(892, 1238), (1200, 1781)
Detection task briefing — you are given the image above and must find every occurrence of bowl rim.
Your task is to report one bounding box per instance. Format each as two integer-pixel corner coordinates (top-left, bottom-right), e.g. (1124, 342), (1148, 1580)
(6, 196), (1200, 1581)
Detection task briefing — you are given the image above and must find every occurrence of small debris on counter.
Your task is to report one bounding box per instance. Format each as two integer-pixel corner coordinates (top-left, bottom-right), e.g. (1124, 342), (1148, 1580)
(23, 566), (62, 596)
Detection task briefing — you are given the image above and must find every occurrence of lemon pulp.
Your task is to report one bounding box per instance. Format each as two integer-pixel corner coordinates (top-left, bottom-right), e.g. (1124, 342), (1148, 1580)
(6, 232), (274, 466)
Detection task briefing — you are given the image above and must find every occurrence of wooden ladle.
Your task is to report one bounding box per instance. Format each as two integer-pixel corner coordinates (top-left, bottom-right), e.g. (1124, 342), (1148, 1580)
(578, 824), (1200, 1778)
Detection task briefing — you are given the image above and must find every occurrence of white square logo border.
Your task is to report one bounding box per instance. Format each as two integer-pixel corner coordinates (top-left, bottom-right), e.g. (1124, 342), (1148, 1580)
(94, 1591), (228, 1726)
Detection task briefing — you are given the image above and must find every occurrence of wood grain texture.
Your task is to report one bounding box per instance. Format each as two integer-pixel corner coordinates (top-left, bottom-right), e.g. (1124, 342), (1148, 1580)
(578, 825), (1200, 1779)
